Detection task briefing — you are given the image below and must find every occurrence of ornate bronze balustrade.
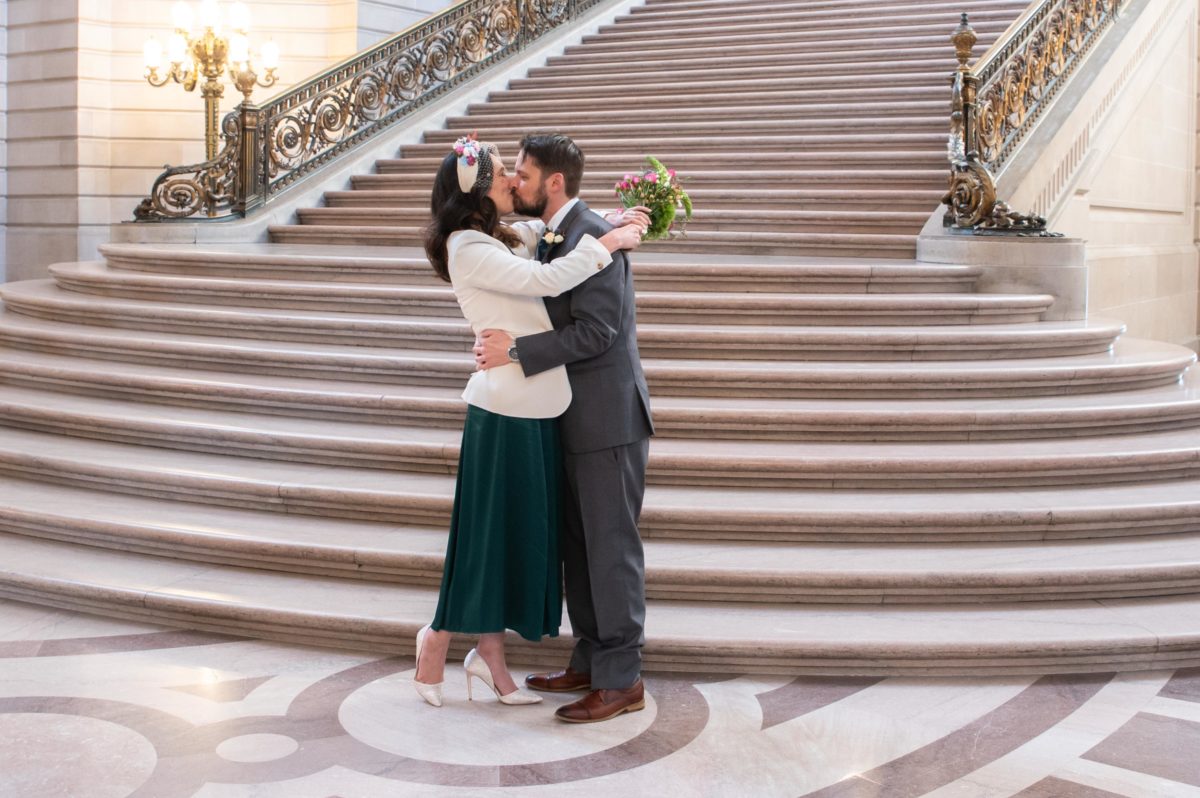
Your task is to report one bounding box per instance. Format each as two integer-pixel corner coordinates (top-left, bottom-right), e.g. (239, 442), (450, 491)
(135, 0), (606, 221)
(944, 0), (1124, 232)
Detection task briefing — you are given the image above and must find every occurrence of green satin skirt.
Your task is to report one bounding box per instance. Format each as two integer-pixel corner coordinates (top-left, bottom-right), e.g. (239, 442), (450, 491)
(431, 404), (563, 642)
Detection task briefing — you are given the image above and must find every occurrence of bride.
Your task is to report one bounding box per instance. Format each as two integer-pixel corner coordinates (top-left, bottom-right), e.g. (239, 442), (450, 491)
(413, 136), (646, 706)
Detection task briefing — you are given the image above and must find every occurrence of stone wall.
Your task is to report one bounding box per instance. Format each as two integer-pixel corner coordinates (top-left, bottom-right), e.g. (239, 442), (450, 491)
(1, 0), (450, 284)
(357, 0), (450, 49)
(1065, 6), (1199, 349)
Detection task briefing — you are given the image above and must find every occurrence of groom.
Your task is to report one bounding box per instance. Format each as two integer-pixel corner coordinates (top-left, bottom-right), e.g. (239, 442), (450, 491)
(474, 133), (654, 723)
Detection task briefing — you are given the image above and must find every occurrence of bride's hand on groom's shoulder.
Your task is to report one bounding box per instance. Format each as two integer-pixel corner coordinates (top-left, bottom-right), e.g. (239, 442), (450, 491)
(605, 206), (651, 230)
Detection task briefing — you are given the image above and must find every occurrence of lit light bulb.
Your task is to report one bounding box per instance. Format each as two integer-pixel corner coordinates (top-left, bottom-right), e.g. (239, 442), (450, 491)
(171, 0), (193, 32)
(229, 33), (249, 65)
(199, 0), (221, 31)
(167, 32), (188, 64)
(143, 37), (163, 70)
(229, 2), (251, 32)
(261, 40), (279, 70)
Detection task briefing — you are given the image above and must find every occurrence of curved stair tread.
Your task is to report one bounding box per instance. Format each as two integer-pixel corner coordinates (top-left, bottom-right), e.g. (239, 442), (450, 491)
(2, 348), (1198, 439)
(10, 384), (1200, 480)
(2, 532), (1198, 673)
(4, 479), (1200, 603)
(6, 425), (1200, 537)
(0, 314), (1190, 394)
(28, 271), (1036, 313)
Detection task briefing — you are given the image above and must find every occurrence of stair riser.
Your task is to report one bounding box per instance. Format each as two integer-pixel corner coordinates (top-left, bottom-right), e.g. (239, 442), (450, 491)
(452, 102), (949, 125)
(97, 257), (977, 293)
(498, 74), (949, 98)
(350, 173), (947, 190)
(324, 193), (939, 213)
(6, 408), (1198, 490)
(427, 120), (948, 139)
(474, 91), (949, 113)
(7, 517), (1200, 606)
(3, 303), (1053, 344)
(6, 453), (1200, 551)
(404, 136), (948, 156)
(519, 61), (952, 85)
(295, 212), (929, 236)
(603, 6), (1025, 34)
(378, 155), (946, 175)
(624, 0), (1025, 22)
(7, 581), (1200, 675)
(3, 334), (1165, 400)
(565, 24), (1013, 56)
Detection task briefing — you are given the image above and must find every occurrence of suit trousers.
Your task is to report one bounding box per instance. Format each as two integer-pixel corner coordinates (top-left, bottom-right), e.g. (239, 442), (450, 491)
(562, 436), (650, 689)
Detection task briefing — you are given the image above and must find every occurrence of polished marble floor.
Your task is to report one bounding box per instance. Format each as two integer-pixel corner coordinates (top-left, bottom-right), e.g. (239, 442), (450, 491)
(1, 598), (1198, 797)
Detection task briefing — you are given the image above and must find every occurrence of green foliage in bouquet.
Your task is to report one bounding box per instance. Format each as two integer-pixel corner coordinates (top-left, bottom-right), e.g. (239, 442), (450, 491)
(614, 157), (693, 241)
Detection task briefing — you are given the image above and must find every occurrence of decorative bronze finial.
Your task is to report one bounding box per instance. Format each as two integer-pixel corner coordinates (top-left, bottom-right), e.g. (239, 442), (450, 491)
(952, 12), (977, 70)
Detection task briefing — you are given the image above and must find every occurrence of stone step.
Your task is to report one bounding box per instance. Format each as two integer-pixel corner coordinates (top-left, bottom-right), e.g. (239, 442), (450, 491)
(424, 119), (947, 142)
(268, 223), (924, 258)
(604, 2), (1024, 32)
(541, 45), (980, 74)
(404, 132), (947, 156)
(4, 423), (1200, 539)
(492, 76), (951, 102)
(477, 83), (945, 109)
(4, 312), (1184, 398)
(8, 276), (1053, 329)
(34, 267), (1116, 359)
(377, 151), (945, 176)
(4, 347), (1198, 441)
(554, 31), (1008, 66)
(14, 382), (1200, 489)
(520, 59), (951, 85)
(324, 187), (939, 213)
(351, 167), (946, 190)
(473, 89), (951, 115)
(295, 207), (930, 236)
(97, 244), (981, 293)
(563, 21), (1013, 57)
(450, 100), (949, 126)
(624, 0), (1021, 22)
(2, 532), (1199, 674)
(5, 478), (1200, 604)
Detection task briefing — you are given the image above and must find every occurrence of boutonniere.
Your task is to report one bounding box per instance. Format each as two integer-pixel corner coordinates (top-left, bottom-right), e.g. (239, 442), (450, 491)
(542, 230), (564, 246)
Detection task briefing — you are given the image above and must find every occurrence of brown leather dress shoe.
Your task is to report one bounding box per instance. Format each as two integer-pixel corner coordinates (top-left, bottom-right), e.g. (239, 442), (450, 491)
(524, 667), (592, 693)
(555, 680), (645, 724)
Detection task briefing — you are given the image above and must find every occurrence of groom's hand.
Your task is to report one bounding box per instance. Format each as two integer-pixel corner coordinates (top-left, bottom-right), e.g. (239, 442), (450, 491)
(475, 329), (515, 371)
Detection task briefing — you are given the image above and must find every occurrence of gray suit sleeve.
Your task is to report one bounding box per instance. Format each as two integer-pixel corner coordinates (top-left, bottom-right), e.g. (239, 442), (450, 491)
(516, 247), (629, 378)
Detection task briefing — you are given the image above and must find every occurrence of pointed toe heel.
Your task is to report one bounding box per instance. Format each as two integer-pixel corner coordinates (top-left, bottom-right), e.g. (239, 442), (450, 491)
(464, 648), (543, 706)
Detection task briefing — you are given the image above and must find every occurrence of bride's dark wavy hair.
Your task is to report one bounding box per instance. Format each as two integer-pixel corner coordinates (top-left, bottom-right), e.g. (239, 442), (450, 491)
(424, 152), (520, 283)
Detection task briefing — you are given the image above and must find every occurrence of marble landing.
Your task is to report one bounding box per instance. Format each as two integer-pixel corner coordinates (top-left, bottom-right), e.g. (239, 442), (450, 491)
(0, 598), (1197, 798)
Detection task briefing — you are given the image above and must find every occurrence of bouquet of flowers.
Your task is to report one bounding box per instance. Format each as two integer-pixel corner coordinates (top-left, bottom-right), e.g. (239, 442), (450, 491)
(614, 157), (693, 241)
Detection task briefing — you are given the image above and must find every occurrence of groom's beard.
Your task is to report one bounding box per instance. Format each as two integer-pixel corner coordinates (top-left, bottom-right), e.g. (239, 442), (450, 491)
(513, 184), (548, 218)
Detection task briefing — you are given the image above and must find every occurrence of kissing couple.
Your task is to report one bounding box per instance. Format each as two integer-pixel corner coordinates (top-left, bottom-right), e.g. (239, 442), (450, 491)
(415, 133), (655, 723)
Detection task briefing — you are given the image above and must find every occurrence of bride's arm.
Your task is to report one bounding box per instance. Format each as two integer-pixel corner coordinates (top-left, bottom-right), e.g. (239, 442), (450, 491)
(507, 220), (546, 257)
(451, 233), (613, 298)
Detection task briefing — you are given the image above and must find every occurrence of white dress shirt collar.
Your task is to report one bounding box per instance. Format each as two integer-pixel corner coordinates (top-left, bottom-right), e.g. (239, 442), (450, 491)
(546, 197), (580, 232)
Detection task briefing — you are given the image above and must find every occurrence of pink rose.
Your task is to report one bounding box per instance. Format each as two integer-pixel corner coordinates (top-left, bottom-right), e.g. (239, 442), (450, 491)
(646, 172), (658, 183)
(632, 176), (641, 184)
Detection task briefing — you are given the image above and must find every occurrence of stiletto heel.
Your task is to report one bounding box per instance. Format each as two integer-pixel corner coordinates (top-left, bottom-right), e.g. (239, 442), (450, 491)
(464, 648), (542, 705)
(413, 624), (444, 707)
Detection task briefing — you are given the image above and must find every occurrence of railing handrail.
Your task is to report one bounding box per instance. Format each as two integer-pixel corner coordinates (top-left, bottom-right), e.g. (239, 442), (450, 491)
(134, 0), (609, 222)
(942, 0), (1125, 232)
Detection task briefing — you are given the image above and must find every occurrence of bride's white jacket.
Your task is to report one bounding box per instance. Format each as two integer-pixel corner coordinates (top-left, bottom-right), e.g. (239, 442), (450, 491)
(447, 222), (612, 419)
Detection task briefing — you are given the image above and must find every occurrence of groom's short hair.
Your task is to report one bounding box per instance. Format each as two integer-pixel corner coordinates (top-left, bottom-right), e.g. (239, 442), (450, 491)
(518, 133), (585, 197)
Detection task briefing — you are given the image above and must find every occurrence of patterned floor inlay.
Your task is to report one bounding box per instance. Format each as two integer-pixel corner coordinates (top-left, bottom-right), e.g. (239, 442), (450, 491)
(2, 599), (1199, 797)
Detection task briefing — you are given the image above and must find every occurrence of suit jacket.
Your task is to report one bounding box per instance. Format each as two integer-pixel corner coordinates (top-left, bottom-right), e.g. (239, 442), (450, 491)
(515, 201), (654, 454)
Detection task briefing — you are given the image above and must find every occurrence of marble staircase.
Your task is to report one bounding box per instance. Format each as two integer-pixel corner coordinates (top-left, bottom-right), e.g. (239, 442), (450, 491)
(3, 0), (1200, 675)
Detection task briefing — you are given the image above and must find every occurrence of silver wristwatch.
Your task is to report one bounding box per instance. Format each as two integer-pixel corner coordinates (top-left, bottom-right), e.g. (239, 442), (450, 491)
(507, 343), (520, 363)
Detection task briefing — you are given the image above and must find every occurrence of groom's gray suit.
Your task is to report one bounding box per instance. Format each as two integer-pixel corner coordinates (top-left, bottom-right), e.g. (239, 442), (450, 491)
(515, 200), (654, 690)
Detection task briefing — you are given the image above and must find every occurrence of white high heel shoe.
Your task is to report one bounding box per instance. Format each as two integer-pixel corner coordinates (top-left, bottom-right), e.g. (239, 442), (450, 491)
(413, 624), (443, 707)
(464, 649), (542, 705)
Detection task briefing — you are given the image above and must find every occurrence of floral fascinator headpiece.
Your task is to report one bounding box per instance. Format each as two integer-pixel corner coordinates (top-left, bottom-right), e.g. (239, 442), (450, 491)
(453, 134), (496, 194)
